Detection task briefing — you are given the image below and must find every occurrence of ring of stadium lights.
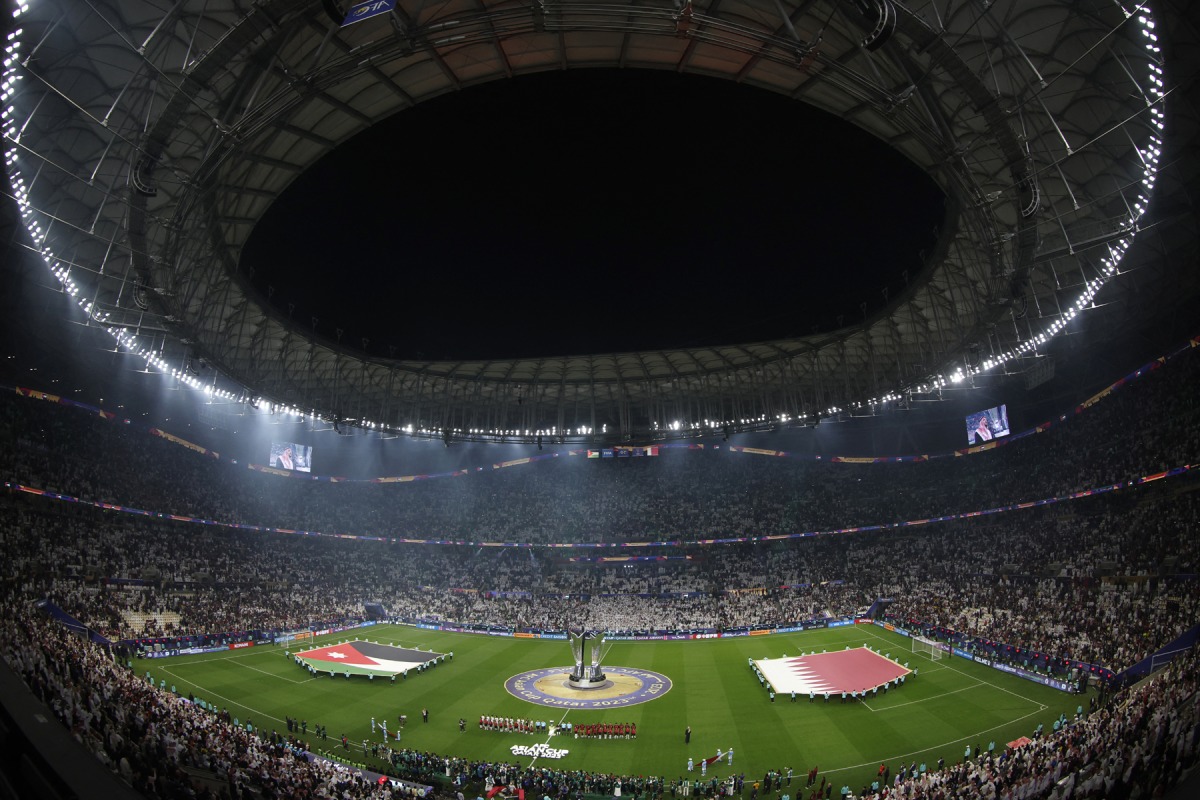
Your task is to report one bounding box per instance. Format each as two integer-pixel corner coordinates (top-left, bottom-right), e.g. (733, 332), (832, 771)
(1, 2), (1167, 443)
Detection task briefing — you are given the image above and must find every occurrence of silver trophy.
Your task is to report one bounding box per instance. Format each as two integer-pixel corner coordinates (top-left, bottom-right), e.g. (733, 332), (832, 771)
(568, 629), (611, 687)
(568, 628), (587, 682)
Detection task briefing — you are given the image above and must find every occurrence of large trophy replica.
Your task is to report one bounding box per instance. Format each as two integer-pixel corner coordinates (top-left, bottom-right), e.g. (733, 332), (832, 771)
(567, 629), (612, 688)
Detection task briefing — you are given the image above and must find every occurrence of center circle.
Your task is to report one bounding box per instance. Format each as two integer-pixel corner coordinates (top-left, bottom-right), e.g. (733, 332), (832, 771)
(505, 666), (673, 709)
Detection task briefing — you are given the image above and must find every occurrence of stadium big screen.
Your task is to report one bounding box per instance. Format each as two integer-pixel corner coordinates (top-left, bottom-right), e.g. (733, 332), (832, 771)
(269, 441), (313, 472)
(965, 404), (1011, 445)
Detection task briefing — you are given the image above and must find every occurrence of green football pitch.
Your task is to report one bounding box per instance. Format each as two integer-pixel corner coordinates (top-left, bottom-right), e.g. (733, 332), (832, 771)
(143, 624), (1087, 793)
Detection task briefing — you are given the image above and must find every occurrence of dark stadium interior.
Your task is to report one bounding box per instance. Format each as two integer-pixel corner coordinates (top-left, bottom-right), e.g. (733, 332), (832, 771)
(2, 1), (1200, 800)
(238, 68), (947, 361)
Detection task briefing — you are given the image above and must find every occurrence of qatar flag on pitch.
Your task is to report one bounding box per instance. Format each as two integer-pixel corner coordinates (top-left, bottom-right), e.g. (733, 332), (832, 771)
(754, 648), (911, 694)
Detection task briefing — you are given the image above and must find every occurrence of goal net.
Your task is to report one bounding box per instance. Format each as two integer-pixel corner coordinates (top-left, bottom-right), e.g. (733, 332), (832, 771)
(912, 636), (944, 661)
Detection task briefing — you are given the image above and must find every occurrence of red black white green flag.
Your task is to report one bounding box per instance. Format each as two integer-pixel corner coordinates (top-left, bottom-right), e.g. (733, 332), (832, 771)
(295, 640), (443, 677)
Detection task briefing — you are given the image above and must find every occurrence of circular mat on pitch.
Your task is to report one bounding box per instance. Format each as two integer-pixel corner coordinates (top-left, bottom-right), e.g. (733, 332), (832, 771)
(505, 666), (672, 709)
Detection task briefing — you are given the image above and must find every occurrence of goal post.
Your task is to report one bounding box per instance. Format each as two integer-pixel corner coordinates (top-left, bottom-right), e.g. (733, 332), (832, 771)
(912, 636), (944, 661)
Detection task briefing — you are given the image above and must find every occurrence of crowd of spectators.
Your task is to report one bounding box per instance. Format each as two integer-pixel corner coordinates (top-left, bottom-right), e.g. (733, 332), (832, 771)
(380, 747), (666, 799)
(2, 346), (1197, 547)
(0, 347), (1198, 798)
(2, 482), (1196, 674)
(3, 581), (1198, 799)
(848, 648), (1200, 799)
(0, 603), (422, 798)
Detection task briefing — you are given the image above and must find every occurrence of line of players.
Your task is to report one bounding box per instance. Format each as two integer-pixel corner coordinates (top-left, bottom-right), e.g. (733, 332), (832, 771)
(573, 722), (637, 739)
(478, 715), (559, 734)
(476, 716), (638, 739)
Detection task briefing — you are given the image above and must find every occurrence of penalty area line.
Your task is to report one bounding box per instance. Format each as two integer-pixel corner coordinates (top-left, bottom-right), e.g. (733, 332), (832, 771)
(861, 679), (986, 713)
(229, 657), (315, 684)
(159, 648), (276, 667)
(914, 662), (952, 675)
(860, 627), (1048, 711)
(151, 648), (315, 684)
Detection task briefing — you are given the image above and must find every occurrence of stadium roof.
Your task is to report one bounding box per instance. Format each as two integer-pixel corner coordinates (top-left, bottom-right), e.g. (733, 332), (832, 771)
(3, 0), (1196, 442)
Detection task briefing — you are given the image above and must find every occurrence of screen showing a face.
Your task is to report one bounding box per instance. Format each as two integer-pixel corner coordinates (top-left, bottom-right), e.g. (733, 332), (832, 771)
(965, 405), (1010, 445)
(269, 441), (312, 472)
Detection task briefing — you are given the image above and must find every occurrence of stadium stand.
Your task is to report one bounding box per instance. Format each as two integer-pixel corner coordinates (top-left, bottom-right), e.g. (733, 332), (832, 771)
(2, 347), (1196, 548)
(1, 344), (1199, 798)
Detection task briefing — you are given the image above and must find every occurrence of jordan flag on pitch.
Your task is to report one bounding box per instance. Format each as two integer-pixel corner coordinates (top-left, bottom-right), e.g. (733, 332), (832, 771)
(295, 640), (440, 676)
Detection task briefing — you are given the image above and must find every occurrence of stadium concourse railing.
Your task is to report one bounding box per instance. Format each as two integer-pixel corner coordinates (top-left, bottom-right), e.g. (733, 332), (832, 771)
(35, 599), (114, 648)
(1112, 622), (1200, 691)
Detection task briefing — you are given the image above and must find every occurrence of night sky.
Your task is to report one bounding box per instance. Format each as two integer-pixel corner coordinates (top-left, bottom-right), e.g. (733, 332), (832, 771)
(242, 69), (945, 362)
